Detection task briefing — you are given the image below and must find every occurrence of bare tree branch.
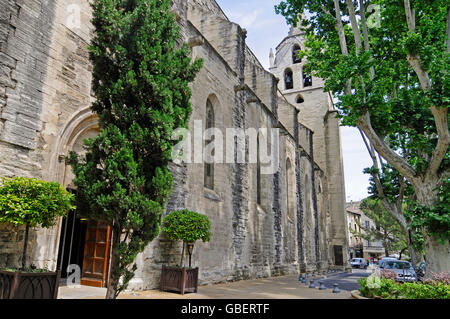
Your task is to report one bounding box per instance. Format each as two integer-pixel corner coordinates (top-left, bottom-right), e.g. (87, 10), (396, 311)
(426, 106), (450, 179)
(359, 0), (375, 80)
(358, 112), (418, 184)
(333, 0), (352, 94)
(358, 128), (409, 232)
(404, 0), (415, 31)
(407, 55), (432, 91)
(346, 0), (363, 54)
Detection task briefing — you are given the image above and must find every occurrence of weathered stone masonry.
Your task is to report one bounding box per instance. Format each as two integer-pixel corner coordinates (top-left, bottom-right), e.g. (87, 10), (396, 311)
(0, 0), (350, 289)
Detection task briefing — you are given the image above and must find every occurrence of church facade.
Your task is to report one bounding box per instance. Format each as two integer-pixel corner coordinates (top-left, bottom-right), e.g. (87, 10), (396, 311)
(0, 0), (350, 290)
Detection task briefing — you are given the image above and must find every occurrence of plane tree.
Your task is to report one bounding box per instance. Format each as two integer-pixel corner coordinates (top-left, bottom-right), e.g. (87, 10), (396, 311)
(275, 0), (449, 273)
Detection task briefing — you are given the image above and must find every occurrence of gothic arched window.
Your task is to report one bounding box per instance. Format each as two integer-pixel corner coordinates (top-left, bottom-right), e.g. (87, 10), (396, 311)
(292, 44), (301, 64)
(284, 68), (293, 90)
(204, 99), (215, 190)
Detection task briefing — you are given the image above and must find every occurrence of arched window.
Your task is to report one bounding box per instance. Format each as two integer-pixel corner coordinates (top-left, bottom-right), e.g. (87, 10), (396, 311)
(296, 94), (304, 104)
(292, 44), (301, 64)
(204, 99), (214, 190)
(257, 133), (261, 205)
(284, 68), (293, 90)
(303, 71), (312, 87)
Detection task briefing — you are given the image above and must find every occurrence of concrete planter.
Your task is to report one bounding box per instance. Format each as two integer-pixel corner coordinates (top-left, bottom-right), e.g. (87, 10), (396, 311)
(351, 290), (370, 299)
(160, 265), (199, 295)
(0, 269), (61, 299)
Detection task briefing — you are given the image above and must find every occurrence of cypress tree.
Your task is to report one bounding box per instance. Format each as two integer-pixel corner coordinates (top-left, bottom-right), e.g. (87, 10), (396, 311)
(69, 0), (202, 299)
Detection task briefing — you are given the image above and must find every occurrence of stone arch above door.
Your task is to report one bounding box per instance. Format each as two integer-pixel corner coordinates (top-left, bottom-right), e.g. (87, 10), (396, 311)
(49, 107), (100, 189)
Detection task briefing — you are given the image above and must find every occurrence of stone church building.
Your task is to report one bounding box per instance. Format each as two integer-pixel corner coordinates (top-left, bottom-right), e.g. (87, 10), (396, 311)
(0, 0), (350, 290)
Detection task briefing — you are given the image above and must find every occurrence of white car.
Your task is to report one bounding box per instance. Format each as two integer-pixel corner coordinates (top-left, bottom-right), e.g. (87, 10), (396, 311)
(350, 258), (368, 269)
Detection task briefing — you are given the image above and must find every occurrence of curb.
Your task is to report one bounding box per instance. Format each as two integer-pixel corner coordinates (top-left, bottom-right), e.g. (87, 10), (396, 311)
(351, 290), (369, 299)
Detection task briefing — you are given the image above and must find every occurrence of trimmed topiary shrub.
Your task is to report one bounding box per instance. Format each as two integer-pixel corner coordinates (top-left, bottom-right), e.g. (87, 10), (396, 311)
(0, 177), (75, 270)
(162, 209), (211, 267)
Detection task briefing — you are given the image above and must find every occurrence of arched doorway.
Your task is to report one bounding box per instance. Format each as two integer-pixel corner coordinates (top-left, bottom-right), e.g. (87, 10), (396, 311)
(51, 108), (112, 288)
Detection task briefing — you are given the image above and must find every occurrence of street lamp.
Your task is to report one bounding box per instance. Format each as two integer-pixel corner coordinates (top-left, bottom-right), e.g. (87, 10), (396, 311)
(187, 243), (195, 268)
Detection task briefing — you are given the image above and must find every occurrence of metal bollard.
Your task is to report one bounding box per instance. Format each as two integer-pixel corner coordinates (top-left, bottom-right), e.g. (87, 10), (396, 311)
(332, 283), (341, 293)
(304, 273), (309, 282)
(309, 279), (316, 289)
(299, 274), (306, 283)
(319, 281), (327, 290)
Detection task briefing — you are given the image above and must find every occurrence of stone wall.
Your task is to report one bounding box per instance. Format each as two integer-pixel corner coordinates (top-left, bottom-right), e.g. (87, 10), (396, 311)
(0, 0), (347, 287)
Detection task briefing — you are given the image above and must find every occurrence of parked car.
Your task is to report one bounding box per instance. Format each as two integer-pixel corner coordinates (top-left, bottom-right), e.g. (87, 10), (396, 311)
(377, 257), (398, 268)
(350, 258), (368, 269)
(380, 260), (418, 282)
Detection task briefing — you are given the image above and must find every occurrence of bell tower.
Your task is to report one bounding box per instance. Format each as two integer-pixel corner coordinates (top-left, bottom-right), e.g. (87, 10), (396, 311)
(270, 23), (350, 270)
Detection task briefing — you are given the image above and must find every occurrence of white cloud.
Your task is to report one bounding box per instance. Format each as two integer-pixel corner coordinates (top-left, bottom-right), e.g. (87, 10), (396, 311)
(228, 9), (264, 29)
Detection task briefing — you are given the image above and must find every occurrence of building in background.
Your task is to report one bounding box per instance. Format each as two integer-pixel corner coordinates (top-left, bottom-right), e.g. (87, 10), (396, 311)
(346, 202), (384, 262)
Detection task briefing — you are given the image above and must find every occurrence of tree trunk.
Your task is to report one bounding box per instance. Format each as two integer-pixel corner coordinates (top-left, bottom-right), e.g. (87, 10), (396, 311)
(180, 241), (185, 267)
(423, 233), (450, 275)
(407, 230), (424, 267)
(106, 224), (121, 299)
(416, 185), (450, 275)
(21, 223), (30, 270)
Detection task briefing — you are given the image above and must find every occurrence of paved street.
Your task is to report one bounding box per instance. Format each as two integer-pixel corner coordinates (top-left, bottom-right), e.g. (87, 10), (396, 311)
(58, 270), (370, 299)
(319, 269), (371, 291)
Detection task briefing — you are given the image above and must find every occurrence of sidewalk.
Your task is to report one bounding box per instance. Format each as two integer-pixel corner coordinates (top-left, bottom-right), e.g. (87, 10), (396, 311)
(58, 274), (352, 299)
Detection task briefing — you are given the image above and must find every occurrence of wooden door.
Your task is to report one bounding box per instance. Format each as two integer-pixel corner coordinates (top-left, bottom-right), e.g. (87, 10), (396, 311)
(333, 245), (344, 266)
(80, 221), (111, 288)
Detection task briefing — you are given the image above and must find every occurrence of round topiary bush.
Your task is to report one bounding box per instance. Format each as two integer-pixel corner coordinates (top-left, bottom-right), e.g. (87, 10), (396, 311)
(162, 209), (211, 267)
(0, 176), (75, 270)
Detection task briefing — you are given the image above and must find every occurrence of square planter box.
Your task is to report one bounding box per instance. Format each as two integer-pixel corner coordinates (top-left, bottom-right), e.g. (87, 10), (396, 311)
(160, 265), (199, 295)
(0, 269), (61, 299)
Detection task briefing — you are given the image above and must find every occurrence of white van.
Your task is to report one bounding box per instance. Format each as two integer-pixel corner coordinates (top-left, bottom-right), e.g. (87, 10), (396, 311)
(350, 258), (368, 269)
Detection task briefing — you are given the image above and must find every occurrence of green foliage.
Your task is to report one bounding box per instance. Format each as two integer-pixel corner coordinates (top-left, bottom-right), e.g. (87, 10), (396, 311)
(275, 0), (449, 175)
(69, 0), (202, 298)
(354, 197), (410, 255)
(364, 163), (414, 205)
(162, 210), (211, 244)
(0, 177), (75, 228)
(275, 0), (449, 263)
(359, 277), (450, 299)
(359, 277), (397, 299)
(0, 267), (51, 273)
(405, 179), (450, 244)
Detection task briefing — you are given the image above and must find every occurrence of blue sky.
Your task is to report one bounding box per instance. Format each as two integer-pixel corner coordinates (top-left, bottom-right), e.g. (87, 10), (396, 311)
(216, 0), (372, 202)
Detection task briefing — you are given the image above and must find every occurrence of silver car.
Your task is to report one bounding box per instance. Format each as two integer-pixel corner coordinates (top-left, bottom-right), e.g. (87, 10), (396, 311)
(378, 257), (398, 268)
(380, 260), (418, 282)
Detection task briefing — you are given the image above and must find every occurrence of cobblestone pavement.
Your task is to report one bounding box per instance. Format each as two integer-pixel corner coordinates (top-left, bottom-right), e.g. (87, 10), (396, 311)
(58, 271), (370, 300)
